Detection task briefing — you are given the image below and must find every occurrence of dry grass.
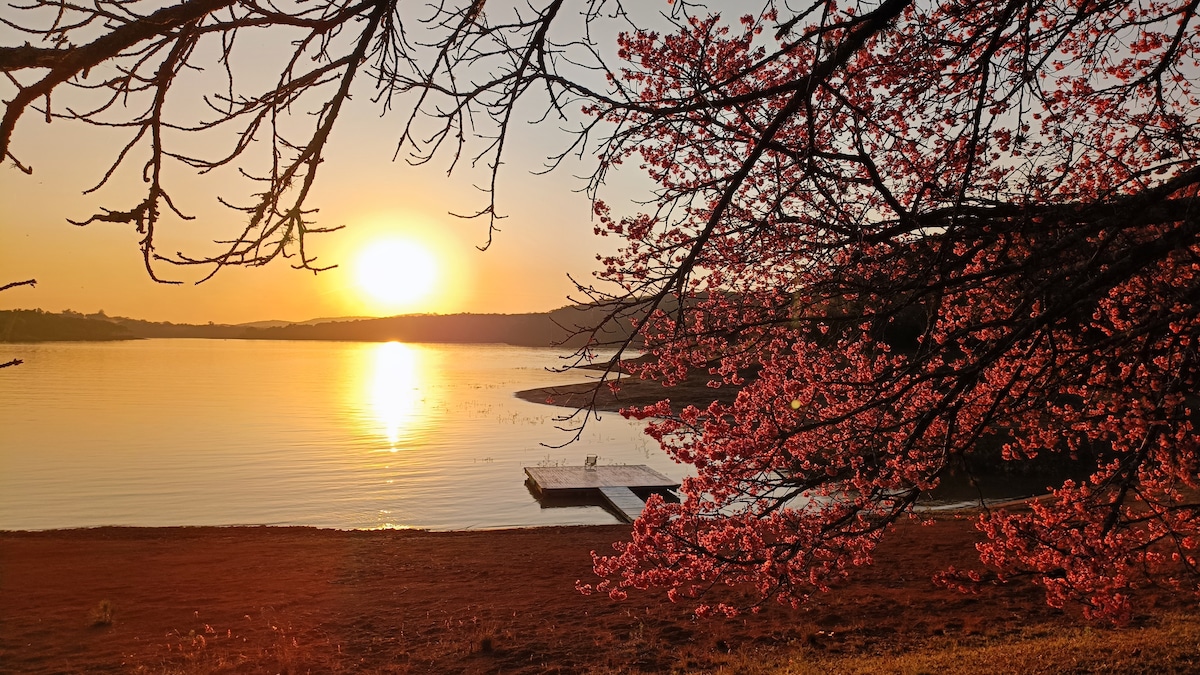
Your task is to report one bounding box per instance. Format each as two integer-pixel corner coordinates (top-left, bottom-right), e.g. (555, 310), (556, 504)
(696, 612), (1200, 675)
(40, 598), (1200, 674)
(7, 525), (1199, 675)
(129, 612), (354, 675)
(88, 599), (114, 627)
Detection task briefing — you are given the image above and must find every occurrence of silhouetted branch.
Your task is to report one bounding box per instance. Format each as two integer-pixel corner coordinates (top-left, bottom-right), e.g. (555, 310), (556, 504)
(0, 279), (36, 293)
(1, 278), (36, 368)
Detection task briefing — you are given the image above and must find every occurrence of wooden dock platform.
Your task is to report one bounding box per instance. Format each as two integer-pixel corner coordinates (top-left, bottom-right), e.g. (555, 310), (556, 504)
(524, 465), (679, 523)
(597, 486), (649, 521)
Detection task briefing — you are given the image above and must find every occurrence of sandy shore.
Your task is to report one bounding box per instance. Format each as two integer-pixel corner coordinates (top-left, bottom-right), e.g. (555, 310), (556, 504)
(2, 520), (1196, 674)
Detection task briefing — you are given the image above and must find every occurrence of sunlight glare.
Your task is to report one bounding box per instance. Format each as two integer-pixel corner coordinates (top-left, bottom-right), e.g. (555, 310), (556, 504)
(356, 239), (439, 312)
(370, 342), (423, 448)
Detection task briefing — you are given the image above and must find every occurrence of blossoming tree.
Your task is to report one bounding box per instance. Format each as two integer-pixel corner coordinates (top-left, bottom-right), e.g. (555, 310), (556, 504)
(3, 0), (1198, 622)
(578, 0), (1200, 624)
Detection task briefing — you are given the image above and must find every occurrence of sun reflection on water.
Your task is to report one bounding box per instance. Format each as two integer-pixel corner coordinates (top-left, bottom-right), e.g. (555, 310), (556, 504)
(369, 342), (426, 449)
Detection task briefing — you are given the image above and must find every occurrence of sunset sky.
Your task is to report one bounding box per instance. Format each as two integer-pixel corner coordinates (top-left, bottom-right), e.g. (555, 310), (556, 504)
(0, 70), (642, 325)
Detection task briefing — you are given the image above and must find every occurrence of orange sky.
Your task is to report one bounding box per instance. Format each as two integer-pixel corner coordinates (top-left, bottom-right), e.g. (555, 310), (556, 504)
(0, 74), (639, 325)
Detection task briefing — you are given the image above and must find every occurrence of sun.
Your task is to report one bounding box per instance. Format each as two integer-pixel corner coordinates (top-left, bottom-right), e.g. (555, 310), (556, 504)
(355, 239), (439, 312)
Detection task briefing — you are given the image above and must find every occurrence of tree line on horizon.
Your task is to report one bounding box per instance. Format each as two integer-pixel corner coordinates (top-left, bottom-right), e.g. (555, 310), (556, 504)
(0, 305), (634, 347)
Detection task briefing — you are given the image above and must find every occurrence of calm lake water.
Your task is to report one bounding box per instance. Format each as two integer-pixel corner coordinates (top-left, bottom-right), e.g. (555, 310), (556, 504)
(0, 339), (683, 531)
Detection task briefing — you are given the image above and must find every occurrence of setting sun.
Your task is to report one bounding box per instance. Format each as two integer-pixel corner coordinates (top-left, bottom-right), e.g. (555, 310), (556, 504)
(355, 239), (439, 312)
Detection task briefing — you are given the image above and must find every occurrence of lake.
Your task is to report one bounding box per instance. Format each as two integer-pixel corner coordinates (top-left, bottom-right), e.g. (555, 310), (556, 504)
(0, 339), (682, 531)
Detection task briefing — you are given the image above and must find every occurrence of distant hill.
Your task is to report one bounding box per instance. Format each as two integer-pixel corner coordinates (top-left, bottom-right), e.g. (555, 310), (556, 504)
(235, 316), (375, 329)
(0, 309), (136, 342)
(115, 316), (262, 338)
(241, 305), (636, 348)
(1, 306), (637, 347)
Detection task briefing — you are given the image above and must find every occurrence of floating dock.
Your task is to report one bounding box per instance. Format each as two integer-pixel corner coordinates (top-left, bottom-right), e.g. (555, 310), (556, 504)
(524, 465), (680, 523)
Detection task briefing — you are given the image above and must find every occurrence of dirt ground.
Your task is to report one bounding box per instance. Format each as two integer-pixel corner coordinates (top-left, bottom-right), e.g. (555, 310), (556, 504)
(2, 518), (1196, 674)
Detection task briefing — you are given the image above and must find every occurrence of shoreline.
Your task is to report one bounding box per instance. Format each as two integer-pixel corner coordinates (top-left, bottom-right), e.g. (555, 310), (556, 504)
(2, 521), (1196, 674)
(515, 377), (738, 414)
(4, 364), (1194, 671)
